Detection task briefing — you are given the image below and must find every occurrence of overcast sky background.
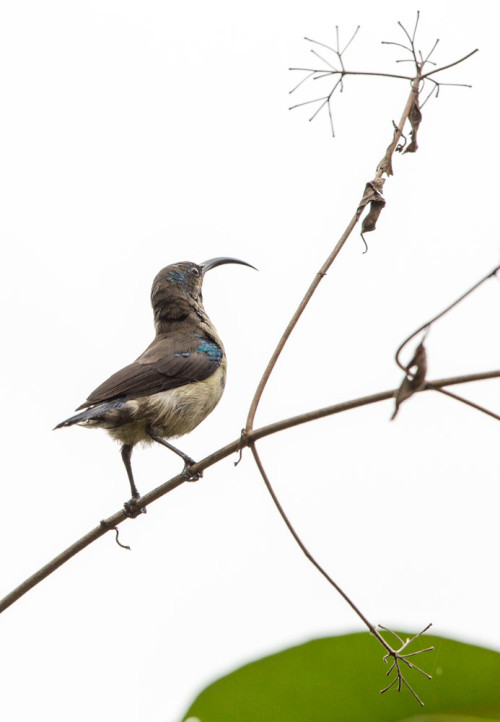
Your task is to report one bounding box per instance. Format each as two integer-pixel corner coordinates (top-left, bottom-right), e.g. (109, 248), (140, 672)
(1, 1), (499, 721)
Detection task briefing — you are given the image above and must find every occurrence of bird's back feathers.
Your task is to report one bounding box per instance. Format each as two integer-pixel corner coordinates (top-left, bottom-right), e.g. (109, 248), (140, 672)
(76, 333), (223, 410)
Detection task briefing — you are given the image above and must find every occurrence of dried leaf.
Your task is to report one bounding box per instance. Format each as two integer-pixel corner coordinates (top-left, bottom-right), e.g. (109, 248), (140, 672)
(391, 341), (427, 419)
(404, 96), (422, 154)
(357, 180), (386, 237)
(361, 198), (385, 234)
(378, 148), (394, 176)
(379, 123), (401, 173)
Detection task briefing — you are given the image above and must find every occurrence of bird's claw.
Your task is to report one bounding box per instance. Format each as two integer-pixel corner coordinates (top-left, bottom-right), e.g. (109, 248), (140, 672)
(182, 458), (203, 482)
(123, 497), (147, 518)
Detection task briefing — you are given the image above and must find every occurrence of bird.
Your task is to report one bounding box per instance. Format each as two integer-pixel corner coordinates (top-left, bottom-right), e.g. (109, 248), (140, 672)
(55, 257), (255, 515)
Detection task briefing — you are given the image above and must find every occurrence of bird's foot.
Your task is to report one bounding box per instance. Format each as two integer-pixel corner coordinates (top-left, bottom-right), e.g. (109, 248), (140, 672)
(123, 496), (147, 518)
(181, 457), (203, 482)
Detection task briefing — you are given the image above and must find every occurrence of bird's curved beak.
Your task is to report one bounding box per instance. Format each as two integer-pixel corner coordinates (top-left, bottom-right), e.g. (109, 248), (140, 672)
(200, 257), (257, 274)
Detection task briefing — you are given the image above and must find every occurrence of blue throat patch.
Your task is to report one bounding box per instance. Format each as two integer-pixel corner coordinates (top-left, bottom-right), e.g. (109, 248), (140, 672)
(196, 340), (223, 360)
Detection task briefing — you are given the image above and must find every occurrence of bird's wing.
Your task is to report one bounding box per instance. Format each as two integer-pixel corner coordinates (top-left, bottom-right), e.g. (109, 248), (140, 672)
(76, 336), (223, 409)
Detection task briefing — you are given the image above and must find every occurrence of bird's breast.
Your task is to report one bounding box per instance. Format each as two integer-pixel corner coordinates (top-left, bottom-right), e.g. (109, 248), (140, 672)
(107, 362), (227, 446)
(147, 362), (227, 437)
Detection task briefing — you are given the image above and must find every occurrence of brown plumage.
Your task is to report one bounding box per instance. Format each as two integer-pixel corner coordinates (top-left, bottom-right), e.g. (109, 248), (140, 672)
(55, 257), (255, 514)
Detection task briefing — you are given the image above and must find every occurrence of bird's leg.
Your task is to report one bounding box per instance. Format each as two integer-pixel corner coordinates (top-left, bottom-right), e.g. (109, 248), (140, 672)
(121, 444), (146, 517)
(121, 444), (140, 497)
(147, 429), (202, 481)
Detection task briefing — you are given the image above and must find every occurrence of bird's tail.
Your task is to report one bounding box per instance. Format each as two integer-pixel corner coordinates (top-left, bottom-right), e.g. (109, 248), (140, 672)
(54, 400), (126, 430)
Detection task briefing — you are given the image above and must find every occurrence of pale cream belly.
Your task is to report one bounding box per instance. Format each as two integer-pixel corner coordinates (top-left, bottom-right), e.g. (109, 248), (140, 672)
(106, 364), (226, 446)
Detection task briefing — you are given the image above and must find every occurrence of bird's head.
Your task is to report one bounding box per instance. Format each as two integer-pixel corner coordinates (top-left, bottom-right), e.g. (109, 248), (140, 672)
(151, 257), (256, 322)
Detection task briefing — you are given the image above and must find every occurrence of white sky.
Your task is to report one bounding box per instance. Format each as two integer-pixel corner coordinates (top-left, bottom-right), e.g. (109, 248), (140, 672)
(1, 1), (499, 721)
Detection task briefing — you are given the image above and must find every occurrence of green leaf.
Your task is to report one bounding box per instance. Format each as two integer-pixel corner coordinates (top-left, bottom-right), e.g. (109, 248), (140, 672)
(182, 632), (500, 721)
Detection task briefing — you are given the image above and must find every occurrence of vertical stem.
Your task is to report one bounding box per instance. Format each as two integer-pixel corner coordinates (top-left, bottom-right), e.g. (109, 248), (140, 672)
(246, 211), (358, 430)
(250, 442), (393, 653)
(246, 77), (420, 431)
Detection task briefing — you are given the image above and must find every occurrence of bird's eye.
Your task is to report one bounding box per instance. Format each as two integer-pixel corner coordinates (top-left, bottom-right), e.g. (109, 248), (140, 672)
(191, 267), (200, 277)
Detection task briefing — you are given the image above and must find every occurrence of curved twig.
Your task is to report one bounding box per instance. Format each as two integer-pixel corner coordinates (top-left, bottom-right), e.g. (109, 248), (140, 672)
(292, 14), (477, 133)
(250, 439), (434, 703)
(289, 68), (414, 83)
(249, 442), (393, 651)
(250, 78), (420, 431)
(432, 386), (500, 422)
(421, 48), (479, 78)
(1, 369), (498, 615)
(395, 264), (500, 372)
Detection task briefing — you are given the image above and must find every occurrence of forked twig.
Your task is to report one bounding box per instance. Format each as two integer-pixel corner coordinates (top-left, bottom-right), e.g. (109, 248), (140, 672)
(251, 440), (434, 704)
(251, 73), (422, 429)
(290, 14), (477, 135)
(395, 264), (500, 372)
(267, 18), (478, 432)
(1, 370), (499, 615)
(392, 264), (500, 420)
(431, 386), (500, 422)
(1, 14), (489, 709)
(379, 624), (434, 705)
(245, 15), (482, 703)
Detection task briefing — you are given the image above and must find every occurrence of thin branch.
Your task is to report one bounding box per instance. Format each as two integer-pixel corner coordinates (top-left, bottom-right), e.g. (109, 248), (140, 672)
(435, 81), (472, 88)
(327, 100), (335, 137)
(432, 386), (500, 422)
(419, 75), (472, 108)
(379, 622), (434, 704)
(400, 674), (425, 706)
(249, 442), (393, 654)
(341, 25), (361, 55)
(312, 71), (340, 80)
(392, 269), (500, 420)
(294, 17), (477, 131)
(411, 12), (420, 44)
(421, 48), (479, 78)
(395, 264), (500, 372)
(336, 26), (345, 73)
(401, 647), (434, 660)
(245, 210), (359, 430)
(289, 70), (316, 95)
(250, 440), (434, 701)
(285, 27), (478, 435)
(423, 80), (439, 104)
(420, 81), (439, 108)
(309, 97), (330, 122)
(289, 68), (414, 82)
(315, 78), (342, 132)
(381, 40), (413, 53)
(387, 15), (421, 73)
(310, 48), (337, 71)
(1, 369), (498, 615)
(249, 444), (381, 635)
(304, 36), (336, 54)
(254, 77), (420, 430)
(398, 19), (416, 50)
(375, 78), (419, 175)
(379, 625), (404, 645)
(423, 38), (440, 65)
(289, 96), (331, 110)
(380, 675), (400, 694)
